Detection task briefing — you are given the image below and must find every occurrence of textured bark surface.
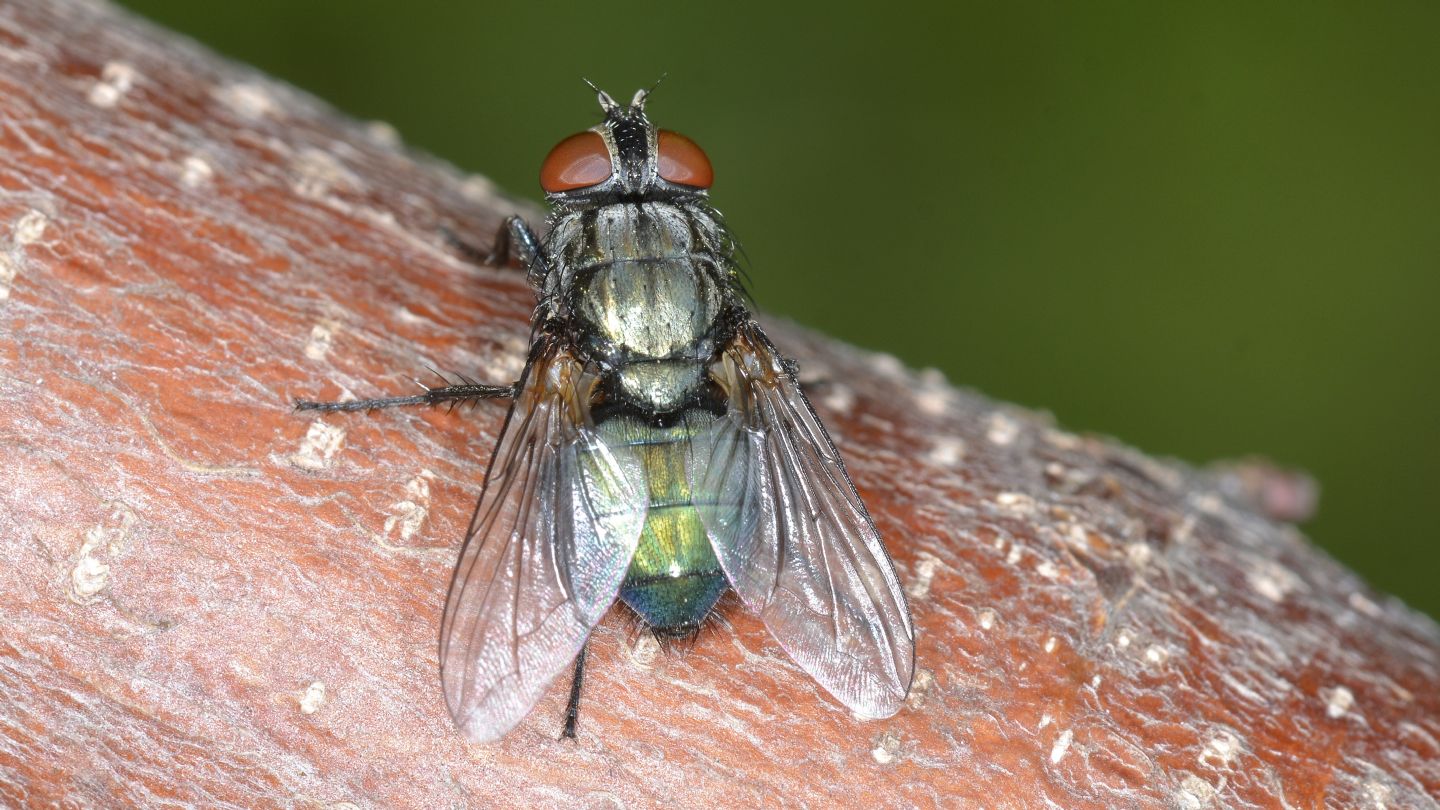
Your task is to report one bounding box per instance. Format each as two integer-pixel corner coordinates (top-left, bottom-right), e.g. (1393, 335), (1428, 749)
(2, 1), (1438, 808)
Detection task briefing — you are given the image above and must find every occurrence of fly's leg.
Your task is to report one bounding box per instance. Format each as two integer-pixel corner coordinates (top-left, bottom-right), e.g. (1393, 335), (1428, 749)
(439, 226), (491, 267)
(295, 379), (515, 413)
(560, 643), (587, 740)
(492, 215), (552, 294)
(482, 215), (539, 267)
(306, 217), (545, 414)
(446, 215), (551, 294)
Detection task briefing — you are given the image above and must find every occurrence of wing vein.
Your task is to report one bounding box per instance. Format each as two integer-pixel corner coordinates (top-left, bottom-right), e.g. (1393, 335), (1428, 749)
(439, 343), (646, 742)
(690, 323), (915, 719)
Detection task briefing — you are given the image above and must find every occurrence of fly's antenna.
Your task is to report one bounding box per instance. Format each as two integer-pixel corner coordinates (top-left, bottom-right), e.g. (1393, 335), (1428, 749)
(630, 73), (667, 111)
(583, 78), (618, 114)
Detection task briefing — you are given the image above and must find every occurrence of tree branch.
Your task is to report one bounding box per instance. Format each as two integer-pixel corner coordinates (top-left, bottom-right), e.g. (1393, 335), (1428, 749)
(1, 1), (1436, 807)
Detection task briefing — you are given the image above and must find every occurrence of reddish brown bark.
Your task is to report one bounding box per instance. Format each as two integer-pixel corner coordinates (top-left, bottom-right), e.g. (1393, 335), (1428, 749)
(2, 1), (1437, 807)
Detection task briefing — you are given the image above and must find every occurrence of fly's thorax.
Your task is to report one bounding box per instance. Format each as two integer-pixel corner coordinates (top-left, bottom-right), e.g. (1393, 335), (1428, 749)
(548, 200), (736, 359)
(545, 200), (738, 413)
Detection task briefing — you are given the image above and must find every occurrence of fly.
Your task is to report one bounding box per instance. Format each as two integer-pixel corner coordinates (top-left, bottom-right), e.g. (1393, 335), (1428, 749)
(297, 85), (915, 742)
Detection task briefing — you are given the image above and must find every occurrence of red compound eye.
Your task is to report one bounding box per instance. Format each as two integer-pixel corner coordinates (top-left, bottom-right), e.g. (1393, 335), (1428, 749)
(656, 130), (713, 189)
(540, 131), (613, 193)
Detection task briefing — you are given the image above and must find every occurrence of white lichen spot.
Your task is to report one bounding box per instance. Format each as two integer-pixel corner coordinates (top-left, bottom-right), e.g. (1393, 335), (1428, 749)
(293, 148), (363, 200)
(977, 608), (998, 630)
(1247, 562), (1301, 603)
(1035, 560), (1060, 579)
(1199, 730), (1241, 768)
(986, 412), (1020, 446)
(394, 306), (427, 325)
(905, 553), (941, 599)
(994, 491), (1034, 515)
(1174, 774), (1218, 809)
(299, 681), (326, 715)
(0, 255), (15, 301)
(1043, 428), (1082, 450)
(905, 668), (935, 709)
(214, 81), (279, 119)
(926, 436), (966, 467)
(383, 471), (435, 542)
(1038, 712), (1053, 729)
(795, 361), (830, 388)
(1191, 492), (1225, 517)
(1348, 591), (1383, 618)
(1044, 636), (1058, 654)
(870, 731), (901, 764)
(68, 504), (138, 604)
(360, 207), (399, 230)
(88, 61), (136, 108)
(180, 155), (214, 188)
(1049, 728), (1073, 764)
(914, 387), (950, 416)
(365, 120), (401, 148)
(1144, 644), (1170, 666)
(0, 210), (46, 303)
(1005, 544), (1024, 566)
(13, 210), (48, 245)
(289, 421), (346, 471)
(503, 335), (533, 375)
(1062, 523), (1087, 546)
(1172, 513), (1198, 544)
(821, 382), (856, 414)
(1324, 685), (1355, 719)
(460, 173), (500, 202)
(1125, 541), (1154, 568)
(1090, 674), (1102, 689)
(1116, 629), (1133, 649)
(1363, 778), (1393, 809)
(1248, 574), (1284, 603)
(304, 320), (339, 360)
(628, 634), (661, 670)
(70, 556), (110, 603)
(867, 352), (904, 378)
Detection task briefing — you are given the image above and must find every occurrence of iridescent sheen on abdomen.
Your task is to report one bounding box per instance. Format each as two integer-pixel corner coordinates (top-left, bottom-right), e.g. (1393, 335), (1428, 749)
(592, 410), (730, 634)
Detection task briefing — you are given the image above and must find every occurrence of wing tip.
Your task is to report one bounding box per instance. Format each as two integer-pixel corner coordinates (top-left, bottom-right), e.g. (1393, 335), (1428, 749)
(844, 686), (909, 719)
(452, 713), (511, 745)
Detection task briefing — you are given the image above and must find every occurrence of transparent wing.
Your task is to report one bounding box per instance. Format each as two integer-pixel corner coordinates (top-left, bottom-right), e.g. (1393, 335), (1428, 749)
(439, 338), (646, 742)
(691, 323), (915, 718)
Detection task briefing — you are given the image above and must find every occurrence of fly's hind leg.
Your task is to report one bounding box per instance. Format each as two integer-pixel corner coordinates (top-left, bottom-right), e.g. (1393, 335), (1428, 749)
(560, 643), (587, 740)
(295, 376), (515, 413)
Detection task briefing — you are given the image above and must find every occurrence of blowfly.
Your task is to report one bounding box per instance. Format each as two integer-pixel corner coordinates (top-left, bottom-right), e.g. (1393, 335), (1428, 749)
(297, 86), (915, 742)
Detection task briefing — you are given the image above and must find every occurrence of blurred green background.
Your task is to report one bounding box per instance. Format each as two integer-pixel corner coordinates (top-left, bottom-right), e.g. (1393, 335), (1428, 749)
(118, 1), (1438, 619)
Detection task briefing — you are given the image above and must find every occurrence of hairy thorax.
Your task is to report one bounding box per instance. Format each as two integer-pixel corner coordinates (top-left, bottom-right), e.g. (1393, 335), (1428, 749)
(553, 201), (730, 412)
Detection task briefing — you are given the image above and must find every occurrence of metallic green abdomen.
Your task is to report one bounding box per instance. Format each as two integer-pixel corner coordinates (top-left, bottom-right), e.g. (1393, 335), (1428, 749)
(597, 410), (729, 633)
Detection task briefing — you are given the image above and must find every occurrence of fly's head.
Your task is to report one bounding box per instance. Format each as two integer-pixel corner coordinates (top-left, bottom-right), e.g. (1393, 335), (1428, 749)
(539, 85), (714, 208)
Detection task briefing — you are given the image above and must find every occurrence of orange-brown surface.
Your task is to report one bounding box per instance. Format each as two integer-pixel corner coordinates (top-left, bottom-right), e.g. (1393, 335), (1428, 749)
(2, 1), (1437, 807)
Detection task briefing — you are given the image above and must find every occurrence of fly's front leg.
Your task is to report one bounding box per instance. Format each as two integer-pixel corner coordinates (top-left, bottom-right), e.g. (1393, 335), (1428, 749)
(447, 215), (552, 295)
(310, 218), (545, 415)
(295, 377), (515, 413)
(490, 215), (552, 294)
